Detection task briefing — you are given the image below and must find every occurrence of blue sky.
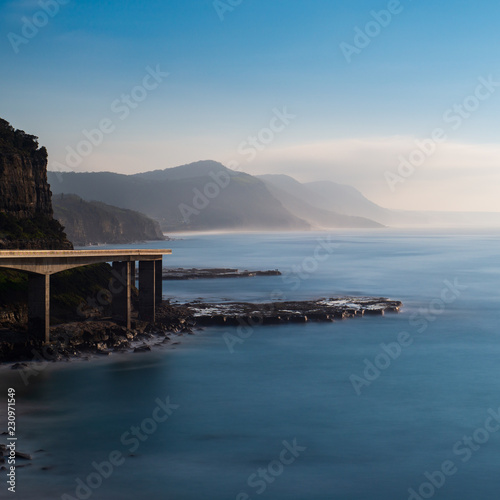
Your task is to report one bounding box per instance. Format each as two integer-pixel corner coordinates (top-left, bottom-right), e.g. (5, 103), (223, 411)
(1, 0), (500, 211)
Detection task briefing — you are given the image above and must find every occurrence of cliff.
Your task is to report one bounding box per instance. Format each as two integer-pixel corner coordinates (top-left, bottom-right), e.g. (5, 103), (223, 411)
(0, 118), (72, 249)
(0, 118), (112, 333)
(53, 194), (166, 246)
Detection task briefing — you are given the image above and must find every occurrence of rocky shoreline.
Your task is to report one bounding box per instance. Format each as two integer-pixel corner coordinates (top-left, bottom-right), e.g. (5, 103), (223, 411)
(0, 297), (402, 365)
(0, 303), (193, 364)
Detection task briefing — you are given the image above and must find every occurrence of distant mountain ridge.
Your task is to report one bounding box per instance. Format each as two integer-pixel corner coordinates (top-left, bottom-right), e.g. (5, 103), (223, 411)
(257, 174), (383, 229)
(258, 174), (500, 228)
(48, 161), (383, 232)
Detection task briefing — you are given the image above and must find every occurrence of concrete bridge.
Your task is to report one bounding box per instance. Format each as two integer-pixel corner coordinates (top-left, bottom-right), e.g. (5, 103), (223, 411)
(0, 249), (172, 343)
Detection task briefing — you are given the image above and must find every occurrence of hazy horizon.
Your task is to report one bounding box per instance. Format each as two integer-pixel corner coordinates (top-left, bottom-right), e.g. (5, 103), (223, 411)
(2, 0), (500, 213)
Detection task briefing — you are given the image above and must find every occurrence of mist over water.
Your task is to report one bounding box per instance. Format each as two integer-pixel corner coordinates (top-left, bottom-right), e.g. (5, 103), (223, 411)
(2, 229), (500, 500)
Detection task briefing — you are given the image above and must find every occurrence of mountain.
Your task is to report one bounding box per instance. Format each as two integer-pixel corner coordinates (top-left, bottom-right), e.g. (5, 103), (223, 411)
(303, 180), (428, 226)
(304, 180), (391, 218)
(259, 174), (398, 224)
(304, 180), (500, 227)
(0, 118), (72, 249)
(132, 160), (227, 181)
(258, 175), (383, 229)
(258, 175), (447, 227)
(52, 194), (166, 246)
(49, 161), (311, 232)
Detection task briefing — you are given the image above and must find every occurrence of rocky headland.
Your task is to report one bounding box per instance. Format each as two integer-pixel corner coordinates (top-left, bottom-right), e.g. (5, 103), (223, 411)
(52, 194), (167, 246)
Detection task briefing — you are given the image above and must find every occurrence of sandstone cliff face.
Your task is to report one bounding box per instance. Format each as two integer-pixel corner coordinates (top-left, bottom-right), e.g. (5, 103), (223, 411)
(53, 194), (166, 246)
(0, 118), (72, 249)
(0, 119), (53, 218)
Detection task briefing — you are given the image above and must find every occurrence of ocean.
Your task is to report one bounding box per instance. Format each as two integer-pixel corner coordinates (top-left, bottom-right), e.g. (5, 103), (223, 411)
(1, 229), (500, 500)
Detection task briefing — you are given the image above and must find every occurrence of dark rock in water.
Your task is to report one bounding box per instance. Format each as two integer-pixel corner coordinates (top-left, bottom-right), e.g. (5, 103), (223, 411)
(162, 268), (282, 280)
(15, 451), (32, 460)
(186, 297), (402, 326)
(134, 345), (152, 353)
(11, 362), (29, 370)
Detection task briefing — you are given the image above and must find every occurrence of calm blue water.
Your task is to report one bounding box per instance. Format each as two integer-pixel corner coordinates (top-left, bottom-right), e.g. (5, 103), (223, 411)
(2, 230), (500, 500)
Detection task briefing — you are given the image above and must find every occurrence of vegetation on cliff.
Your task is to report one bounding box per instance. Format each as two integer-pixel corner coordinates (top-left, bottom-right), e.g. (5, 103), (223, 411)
(0, 212), (71, 250)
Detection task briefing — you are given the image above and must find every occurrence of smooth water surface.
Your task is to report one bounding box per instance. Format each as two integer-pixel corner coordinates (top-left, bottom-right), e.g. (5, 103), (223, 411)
(1, 229), (500, 500)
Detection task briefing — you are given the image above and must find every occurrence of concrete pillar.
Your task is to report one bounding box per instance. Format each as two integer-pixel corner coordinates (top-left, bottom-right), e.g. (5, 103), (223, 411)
(155, 259), (163, 306)
(131, 262), (136, 287)
(112, 261), (132, 330)
(139, 261), (156, 322)
(28, 273), (50, 343)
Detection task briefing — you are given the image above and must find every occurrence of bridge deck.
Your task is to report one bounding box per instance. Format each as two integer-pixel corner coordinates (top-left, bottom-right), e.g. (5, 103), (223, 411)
(0, 249), (172, 274)
(0, 249), (172, 343)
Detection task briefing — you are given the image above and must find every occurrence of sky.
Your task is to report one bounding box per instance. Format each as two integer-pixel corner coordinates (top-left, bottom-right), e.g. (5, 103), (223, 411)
(1, 0), (500, 212)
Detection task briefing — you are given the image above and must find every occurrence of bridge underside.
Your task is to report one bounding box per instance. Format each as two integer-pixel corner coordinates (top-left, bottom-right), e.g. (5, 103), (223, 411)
(0, 250), (171, 343)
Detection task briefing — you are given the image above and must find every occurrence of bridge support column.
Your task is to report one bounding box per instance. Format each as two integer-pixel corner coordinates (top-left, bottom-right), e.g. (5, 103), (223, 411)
(131, 262), (136, 286)
(138, 259), (162, 323)
(28, 273), (50, 343)
(139, 261), (155, 322)
(112, 261), (132, 330)
(155, 259), (163, 306)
